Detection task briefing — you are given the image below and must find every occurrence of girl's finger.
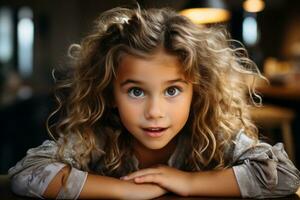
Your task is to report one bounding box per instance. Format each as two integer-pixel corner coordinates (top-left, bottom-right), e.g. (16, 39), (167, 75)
(134, 173), (163, 185)
(121, 168), (160, 180)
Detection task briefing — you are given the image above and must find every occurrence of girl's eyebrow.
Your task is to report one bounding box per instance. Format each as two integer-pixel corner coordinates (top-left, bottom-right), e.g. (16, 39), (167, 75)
(166, 78), (189, 85)
(120, 78), (189, 87)
(120, 79), (143, 87)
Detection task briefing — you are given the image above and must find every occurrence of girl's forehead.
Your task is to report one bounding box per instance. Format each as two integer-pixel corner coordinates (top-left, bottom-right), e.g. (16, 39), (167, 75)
(116, 50), (185, 78)
(122, 52), (180, 66)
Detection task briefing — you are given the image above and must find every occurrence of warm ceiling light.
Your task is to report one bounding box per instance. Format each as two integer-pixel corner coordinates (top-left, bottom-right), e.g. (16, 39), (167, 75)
(180, 8), (230, 24)
(243, 0), (265, 12)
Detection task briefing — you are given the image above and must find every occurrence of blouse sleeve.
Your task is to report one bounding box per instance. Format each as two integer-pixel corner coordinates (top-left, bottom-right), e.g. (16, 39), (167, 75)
(232, 132), (300, 198)
(8, 139), (88, 199)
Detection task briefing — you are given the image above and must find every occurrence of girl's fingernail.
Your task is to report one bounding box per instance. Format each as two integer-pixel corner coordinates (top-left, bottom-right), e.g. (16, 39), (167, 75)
(120, 176), (128, 180)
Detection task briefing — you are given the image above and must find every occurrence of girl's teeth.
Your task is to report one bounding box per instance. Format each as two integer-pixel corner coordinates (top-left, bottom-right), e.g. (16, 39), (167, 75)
(147, 128), (165, 131)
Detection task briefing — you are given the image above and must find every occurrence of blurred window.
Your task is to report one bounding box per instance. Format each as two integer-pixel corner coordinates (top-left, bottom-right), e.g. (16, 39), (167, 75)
(0, 7), (13, 64)
(243, 15), (258, 46)
(17, 7), (34, 78)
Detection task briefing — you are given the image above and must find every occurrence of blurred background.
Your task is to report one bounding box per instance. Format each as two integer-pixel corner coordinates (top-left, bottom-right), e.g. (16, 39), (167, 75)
(0, 0), (300, 173)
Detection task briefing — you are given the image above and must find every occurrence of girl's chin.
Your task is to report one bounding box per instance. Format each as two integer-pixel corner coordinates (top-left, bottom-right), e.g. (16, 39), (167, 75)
(142, 140), (174, 151)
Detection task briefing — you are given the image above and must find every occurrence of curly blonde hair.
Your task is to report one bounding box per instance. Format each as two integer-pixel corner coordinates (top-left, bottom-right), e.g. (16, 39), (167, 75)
(47, 6), (262, 177)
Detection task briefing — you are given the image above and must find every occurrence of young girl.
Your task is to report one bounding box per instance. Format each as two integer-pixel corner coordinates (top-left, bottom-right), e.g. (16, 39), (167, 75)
(8, 6), (300, 199)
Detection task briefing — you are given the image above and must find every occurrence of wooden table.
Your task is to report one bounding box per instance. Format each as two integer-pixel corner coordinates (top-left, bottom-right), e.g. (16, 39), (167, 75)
(257, 85), (300, 101)
(1, 175), (299, 200)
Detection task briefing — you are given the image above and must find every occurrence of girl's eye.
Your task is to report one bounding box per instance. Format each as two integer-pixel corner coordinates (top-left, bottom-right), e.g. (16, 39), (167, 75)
(128, 87), (145, 98)
(165, 87), (181, 97)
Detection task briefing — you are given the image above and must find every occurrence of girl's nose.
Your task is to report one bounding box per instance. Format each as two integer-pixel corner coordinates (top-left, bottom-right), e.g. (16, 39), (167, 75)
(144, 97), (164, 120)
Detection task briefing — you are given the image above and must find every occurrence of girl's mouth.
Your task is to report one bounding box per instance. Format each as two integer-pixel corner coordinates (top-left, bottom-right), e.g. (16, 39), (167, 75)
(142, 127), (168, 137)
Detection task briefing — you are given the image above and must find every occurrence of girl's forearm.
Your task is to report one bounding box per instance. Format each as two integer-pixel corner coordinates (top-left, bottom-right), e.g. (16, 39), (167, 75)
(43, 165), (71, 198)
(189, 168), (241, 197)
(79, 173), (127, 199)
(80, 173), (167, 199)
(43, 165), (166, 199)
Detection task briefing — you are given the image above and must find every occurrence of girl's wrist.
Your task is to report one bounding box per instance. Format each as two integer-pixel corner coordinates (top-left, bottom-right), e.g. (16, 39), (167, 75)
(188, 171), (201, 196)
(118, 180), (142, 199)
(115, 180), (133, 199)
(184, 172), (196, 197)
(119, 180), (167, 199)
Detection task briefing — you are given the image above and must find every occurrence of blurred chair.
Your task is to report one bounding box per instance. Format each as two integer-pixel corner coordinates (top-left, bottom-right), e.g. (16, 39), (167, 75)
(250, 105), (295, 161)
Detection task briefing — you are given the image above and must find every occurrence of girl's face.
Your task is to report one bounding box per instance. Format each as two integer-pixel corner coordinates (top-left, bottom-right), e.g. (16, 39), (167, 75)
(113, 49), (193, 150)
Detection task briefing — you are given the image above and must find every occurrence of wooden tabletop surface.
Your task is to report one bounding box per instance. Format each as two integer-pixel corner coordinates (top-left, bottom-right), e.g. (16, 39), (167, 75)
(257, 85), (300, 101)
(1, 175), (299, 200)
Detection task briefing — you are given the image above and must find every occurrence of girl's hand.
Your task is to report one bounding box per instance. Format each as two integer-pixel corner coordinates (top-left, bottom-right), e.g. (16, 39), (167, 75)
(121, 165), (192, 196)
(120, 178), (168, 199)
